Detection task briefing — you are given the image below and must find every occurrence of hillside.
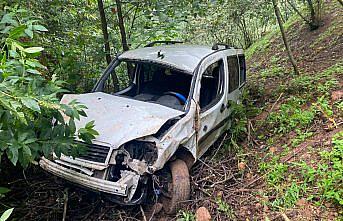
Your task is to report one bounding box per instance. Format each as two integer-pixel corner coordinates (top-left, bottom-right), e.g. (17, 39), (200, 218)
(171, 1), (342, 220)
(0, 1), (342, 221)
(228, 1), (343, 220)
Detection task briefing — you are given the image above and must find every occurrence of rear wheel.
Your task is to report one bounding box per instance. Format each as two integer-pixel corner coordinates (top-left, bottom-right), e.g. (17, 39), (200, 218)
(162, 159), (190, 214)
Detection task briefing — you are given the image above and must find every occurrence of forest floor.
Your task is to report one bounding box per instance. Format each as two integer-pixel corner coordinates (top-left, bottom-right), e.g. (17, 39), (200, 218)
(1, 1), (342, 221)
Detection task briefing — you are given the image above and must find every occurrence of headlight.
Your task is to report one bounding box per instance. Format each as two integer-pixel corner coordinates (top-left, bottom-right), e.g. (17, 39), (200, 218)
(124, 140), (158, 165)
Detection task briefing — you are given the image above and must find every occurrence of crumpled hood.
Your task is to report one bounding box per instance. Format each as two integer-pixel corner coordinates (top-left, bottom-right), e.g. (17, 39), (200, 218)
(61, 92), (183, 148)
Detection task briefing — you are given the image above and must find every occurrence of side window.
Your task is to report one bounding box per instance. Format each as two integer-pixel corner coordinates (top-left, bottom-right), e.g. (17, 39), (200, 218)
(103, 61), (134, 94)
(227, 56), (239, 93)
(199, 60), (224, 109)
(239, 55), (246, 85)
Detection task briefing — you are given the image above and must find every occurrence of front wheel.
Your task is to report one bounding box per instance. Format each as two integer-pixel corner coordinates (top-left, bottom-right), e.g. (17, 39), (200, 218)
(162, 159), (190, 214)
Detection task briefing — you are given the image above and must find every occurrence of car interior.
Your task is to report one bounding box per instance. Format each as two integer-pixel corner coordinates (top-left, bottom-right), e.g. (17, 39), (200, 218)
(100, 60), (222, 111)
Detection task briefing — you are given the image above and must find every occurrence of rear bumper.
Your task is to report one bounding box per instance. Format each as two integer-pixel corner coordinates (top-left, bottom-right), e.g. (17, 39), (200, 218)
(39, 157), (139, 196)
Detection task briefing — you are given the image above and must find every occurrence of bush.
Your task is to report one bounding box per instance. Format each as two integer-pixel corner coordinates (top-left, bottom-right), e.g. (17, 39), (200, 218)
(0, 7), (98, 168)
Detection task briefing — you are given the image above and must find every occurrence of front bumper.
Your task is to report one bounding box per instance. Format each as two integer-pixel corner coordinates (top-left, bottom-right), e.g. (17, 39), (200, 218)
(39, 157), (139, 196)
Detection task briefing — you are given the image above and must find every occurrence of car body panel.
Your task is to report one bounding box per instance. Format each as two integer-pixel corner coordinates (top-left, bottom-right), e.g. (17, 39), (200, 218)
(119, 45), (214, 74)
(61, 92), (183, 149)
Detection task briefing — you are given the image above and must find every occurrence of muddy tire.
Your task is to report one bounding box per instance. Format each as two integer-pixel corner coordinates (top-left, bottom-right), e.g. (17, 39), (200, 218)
(162, 159), (190, 214)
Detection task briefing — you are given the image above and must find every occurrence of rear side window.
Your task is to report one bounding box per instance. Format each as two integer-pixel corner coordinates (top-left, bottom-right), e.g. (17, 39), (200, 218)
(239, 55), (246, 85)
(227, 56), (239, 93)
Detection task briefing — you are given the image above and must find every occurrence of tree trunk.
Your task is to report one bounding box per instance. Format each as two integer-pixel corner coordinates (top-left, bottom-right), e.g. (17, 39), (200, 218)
(306, 0), (319, 30)
(272, 0), (299, 75)
(287, 0), (312, 26)
(115, 0), (134, 80)
(115, 0), (129, 52)
(97, 0), (112, 65)
(97, 0), (118, 90)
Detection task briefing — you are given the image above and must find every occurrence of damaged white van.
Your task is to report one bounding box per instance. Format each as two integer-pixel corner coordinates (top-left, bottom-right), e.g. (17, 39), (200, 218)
(40, 41), (246, 213)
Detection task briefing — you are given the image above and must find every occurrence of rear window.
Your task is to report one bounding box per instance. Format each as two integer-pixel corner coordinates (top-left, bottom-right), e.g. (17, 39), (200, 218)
(227, 56), (239, 93)
(239, 55), (246, 85)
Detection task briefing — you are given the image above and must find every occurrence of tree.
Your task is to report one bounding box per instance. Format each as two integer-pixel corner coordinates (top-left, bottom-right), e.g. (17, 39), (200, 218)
(0, 8), (98, 168)
(272, 0), (299, 75)
(97, 0), (112, 65)
(115, 0), (129, 52)
(286, 0), (323, 30)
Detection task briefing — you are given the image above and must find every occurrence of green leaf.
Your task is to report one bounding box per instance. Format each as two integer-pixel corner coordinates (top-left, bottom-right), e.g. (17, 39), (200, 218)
(32, 25), (48, 32)
(26, 60), (46, 69)
(21, 97), (41, 113)
(20, 145), (32, 168)
(24, 28), (33, 38)
(7, 147), (18, 166)
(42, 143), (52, 158)
(26, 69), (41, 75)
(23, 47), (44, 54)
(8, 25), (26, 39)
(0, 187), (10, 194)
(85, 120), (95, 129)
(23, 138), (37, 144)
(0, 26), (11, 34)
(0, 208), (14, 221)
(69, 118), (76, 134)
(0, 13), (17, 25)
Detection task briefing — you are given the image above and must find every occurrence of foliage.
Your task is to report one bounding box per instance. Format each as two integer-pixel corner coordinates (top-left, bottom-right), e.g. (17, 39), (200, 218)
(0, 187), (10, 199)
(259, 130), (343, 209)
(0, 208), (13, 221)
(216, 198), (236, 219)
(184, 0), (275, 48)
(285, 62), (341, 96)
(267, 97), (315, 134)
(0, 7), (98, 168)
(317, 131), (343, 205)
(177, 211), (195, 221)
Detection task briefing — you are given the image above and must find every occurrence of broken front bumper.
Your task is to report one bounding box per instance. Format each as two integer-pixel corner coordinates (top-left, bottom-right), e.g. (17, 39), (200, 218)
(39, 157), (139, 197)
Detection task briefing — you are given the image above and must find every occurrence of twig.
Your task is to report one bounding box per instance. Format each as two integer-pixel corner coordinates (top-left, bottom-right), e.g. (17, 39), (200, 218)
(281, 213), (291, 221)
(261, 92), (284, 125)
(244, 175), (265, 188)
(269, 93), (283, 114)
(209, 174), (234, 187)
(62, 188), (69, 221)
(210, 133), (228, 161)
(140, 205), (147, 221)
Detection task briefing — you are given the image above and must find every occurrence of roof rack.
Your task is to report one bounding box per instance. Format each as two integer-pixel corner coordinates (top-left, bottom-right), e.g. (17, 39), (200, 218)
(212, 43), (235, 50)
(145, 40), (183, 47)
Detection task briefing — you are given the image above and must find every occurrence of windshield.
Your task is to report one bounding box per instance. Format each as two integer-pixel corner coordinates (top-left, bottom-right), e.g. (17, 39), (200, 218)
(94, 60), (193, 111)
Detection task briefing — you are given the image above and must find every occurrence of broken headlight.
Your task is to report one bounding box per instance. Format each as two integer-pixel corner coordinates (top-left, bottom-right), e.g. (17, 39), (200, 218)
(124, 140), (158, 165)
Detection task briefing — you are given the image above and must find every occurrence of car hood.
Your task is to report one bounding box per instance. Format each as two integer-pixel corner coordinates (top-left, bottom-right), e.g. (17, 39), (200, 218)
(61, 92), (183, 148)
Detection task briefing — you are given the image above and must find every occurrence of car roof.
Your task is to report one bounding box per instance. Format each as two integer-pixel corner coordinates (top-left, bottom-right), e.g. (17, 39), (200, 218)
(118, 45), (240, 74)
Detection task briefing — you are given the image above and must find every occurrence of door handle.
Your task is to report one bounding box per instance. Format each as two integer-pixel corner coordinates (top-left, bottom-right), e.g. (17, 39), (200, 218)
(220, 103), (226, 112)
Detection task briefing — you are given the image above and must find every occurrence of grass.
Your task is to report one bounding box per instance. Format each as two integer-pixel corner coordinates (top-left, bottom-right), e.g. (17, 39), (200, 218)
(245, 12), (301, 60)
(177, 211), (195, 221)
(311, 16), (343, 48)
(257, 129), (343, 210)
(253, 56), (342, 211)
(267, 97), (315, 134)
(216, 198), (236, 220)
(284, 61), (341, 97)
(245, 33), (273, 60)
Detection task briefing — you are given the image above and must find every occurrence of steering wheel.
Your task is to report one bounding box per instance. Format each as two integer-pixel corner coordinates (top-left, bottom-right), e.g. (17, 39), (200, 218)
(164, 91), (187, 105)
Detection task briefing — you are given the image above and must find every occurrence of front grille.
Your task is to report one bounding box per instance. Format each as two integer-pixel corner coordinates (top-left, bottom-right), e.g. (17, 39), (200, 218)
(76, 142), (111, 163)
